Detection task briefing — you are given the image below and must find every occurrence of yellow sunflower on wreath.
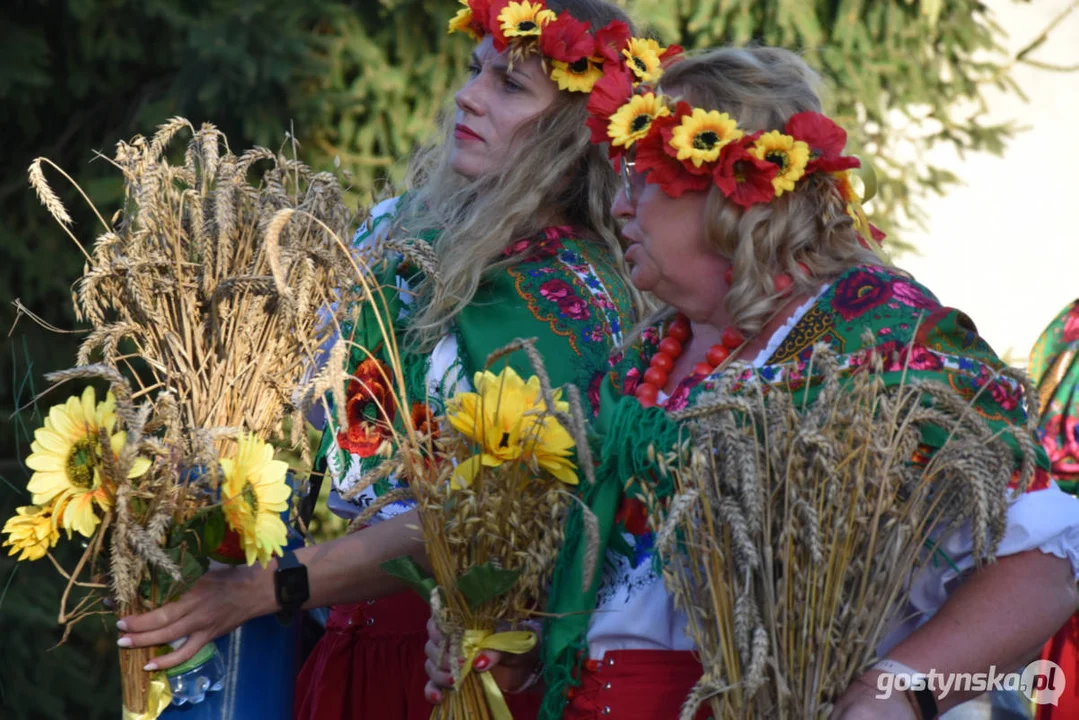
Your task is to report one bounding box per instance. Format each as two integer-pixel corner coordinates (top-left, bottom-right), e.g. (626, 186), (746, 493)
(498, 1), (556, 39)
(749, 130), (810, 196)
(2, 504), (61, 561)
(448, 1), (478, 40)
(220, 434), (292, 567)
(25, 387), (151, 538)
(607, 93), (671, 148)
(550, 57), (604, 93)
(622, 38), (664, 84)
(669, 108), (744, 168)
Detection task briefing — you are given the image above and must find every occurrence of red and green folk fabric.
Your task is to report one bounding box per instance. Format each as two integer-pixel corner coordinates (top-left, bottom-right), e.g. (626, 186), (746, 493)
(541, 263), (1050, 719)
(316, 214), (636, 518)
(1029, 299), (1079, 495)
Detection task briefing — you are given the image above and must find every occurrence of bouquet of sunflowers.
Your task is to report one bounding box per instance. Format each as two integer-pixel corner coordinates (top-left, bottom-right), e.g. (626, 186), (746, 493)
(6, 119), (355, 718)
(377, 341), (587, 720)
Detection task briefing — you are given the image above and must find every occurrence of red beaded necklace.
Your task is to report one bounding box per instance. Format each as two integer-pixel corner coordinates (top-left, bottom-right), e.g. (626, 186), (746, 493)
(633, 313), (745, 408)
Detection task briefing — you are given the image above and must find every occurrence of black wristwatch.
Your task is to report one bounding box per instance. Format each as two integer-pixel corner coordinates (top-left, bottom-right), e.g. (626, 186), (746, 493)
(273, 550), (309, 624)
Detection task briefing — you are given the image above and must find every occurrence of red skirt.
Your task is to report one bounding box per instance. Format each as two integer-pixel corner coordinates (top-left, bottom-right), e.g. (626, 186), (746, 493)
(1037, 613), (1079, 719)
(564, 650), (710, 720)
(293, 590), (541, 720)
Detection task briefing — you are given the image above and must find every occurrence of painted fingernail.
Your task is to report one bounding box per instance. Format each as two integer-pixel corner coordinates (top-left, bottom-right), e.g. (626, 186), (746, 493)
(143, 662), (158, 672)
(473, 654), (491, 671)
(116, 636), (132, 648)
(116, 620), (129, 631)
(427, 689), (442, 704)
(448, 677), (455, 686)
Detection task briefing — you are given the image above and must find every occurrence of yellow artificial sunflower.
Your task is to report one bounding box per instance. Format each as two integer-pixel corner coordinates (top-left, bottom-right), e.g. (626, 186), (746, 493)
(498, 1), (556, 39)
(448, 2), (478, 40)
(669, 108), (744, 168)
(2, 504), (61, 561)
(607, 93), (671, 148)
(550, 58), (604, 93)
(622, 38), (664, 84)
(25, 387), (151, 538)
(220, 434), (292, 568)
(749, 130), (810, 196)
(446, 366), (578, 488)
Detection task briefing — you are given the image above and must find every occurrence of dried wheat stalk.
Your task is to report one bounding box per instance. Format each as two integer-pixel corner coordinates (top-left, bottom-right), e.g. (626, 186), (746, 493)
(647, 343), (1030, 719)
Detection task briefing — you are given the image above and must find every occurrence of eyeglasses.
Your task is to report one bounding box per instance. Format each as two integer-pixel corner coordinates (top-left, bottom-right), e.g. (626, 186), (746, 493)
(620, 159), (638, 204)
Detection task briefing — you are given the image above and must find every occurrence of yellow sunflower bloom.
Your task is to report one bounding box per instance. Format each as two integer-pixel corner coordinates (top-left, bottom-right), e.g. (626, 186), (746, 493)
(2, 505), (61, 561)
(220, 435), (292, 568)
(669, 108), (744, 168)
(607, 93), (671, 148)
(448, 4), (478, 40)
(622, 38), (664, 84)
(550, 58), (604, 93)
(749, 130), (810, 196)
(498, 1), (556, 39)
(446, 366), (577, 488)
(25, 387), (151, 538)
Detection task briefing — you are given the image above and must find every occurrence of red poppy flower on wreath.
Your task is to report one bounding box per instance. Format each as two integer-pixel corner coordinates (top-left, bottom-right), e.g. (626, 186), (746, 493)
(467, 0), (494, 38)
(635, 113), (712, 197)
(337, 357), (397, 458)
(592, 20), (632, 63)
(659, 44), (684, 64)
(538, 11), (595, 62)
(784, 112), (860, 174)
(713, 142), (778, 208)
(485, 0), (513, 51)
(585, 65), (636, 148)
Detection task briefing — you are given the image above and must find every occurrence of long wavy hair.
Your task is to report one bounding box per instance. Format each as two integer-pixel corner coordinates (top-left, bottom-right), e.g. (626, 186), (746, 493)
(660, 47), (884, 336)
(395, 0), (639, 351)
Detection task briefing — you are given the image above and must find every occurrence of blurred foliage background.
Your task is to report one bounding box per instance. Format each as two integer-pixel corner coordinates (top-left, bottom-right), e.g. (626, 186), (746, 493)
(0, 0), (1066, 716)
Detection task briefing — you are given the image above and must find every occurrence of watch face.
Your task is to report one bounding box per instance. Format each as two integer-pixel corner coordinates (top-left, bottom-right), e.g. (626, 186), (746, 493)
(275, 565), (309, 608)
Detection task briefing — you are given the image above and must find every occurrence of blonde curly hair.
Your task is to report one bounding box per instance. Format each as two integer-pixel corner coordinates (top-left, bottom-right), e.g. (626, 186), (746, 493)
(660, 46), (885, 336)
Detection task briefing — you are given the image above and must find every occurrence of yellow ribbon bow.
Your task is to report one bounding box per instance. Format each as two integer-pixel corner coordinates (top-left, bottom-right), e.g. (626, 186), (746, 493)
(122, 673), (173, 720)
(459, 629), (538, 720)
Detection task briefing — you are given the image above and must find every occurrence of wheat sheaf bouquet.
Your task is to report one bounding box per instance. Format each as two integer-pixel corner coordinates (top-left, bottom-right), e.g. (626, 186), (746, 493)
(5, 119), (356, 718)
(366, 339), (590, 720)
(644, 342), (1038, 719)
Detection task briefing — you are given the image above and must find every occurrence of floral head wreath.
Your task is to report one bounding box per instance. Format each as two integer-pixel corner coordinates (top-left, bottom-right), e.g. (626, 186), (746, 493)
(586, 60), (885, 245)
(448, 0), (682, 94)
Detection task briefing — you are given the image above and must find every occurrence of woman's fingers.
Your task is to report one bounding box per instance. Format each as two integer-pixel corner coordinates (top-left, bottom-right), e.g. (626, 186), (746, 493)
(424, 680), (443, 705)
(472, 650), (502, 672)
(116, 597), (193, 634)
(138, 632), (212, 671)
(425, 657), (455, 690)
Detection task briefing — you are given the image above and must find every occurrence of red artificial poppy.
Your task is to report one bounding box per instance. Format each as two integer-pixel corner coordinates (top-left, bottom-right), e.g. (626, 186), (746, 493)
(784, 111), (860, 174)
(410, 402), (439, 440)
(468, 0), (494, 36)
(635, 113), (712, 198)
(484, 0), (512, 52)
(585, 66), (635, 148)
(658, 43), (684, 65)
(538, 11), (595, 62)
(336, 357), (397, 457)
(592, 20), (632, 64)
(713, 141), (778, 208)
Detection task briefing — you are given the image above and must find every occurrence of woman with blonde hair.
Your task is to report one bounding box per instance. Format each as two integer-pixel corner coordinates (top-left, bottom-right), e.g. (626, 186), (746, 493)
(115, 2), (662, 718)
(424, 46), (1079, 720)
